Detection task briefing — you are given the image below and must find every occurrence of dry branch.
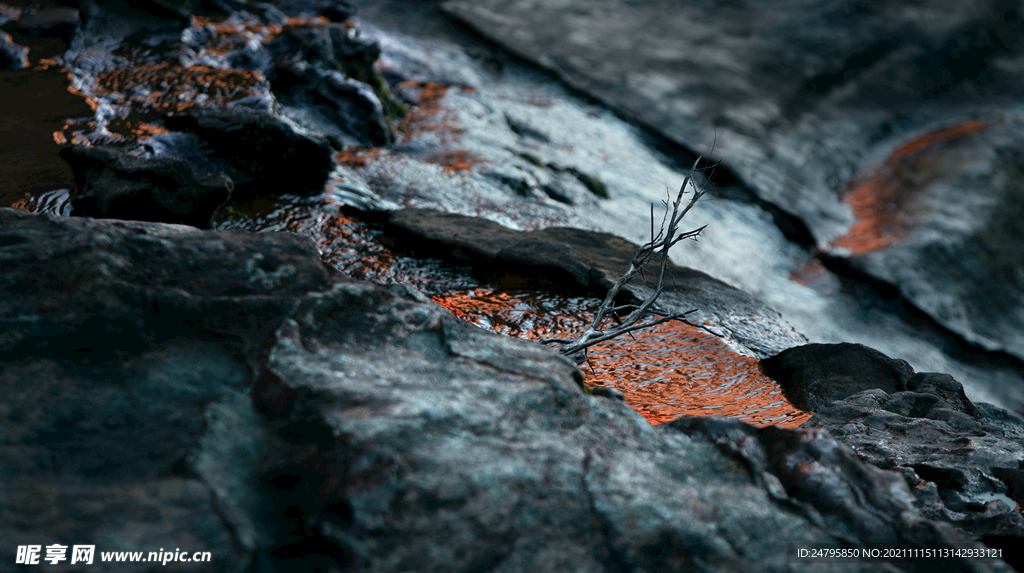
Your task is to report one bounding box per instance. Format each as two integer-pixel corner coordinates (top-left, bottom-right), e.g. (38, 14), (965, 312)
(543, 158), (708, 364)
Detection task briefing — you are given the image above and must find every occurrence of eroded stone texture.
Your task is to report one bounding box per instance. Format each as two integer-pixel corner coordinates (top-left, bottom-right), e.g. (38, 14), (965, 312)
(806, 386), (1024, 549)
(163, 107), (336, 200)
(3, 207), (1005, 572)
(0, 207), (336, 571)
(760, 340), (1024, 553)
(61, 145), (233, 229)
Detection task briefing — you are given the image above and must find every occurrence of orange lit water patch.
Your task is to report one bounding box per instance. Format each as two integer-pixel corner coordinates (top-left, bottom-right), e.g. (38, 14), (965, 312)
(94, 63), (263, 116)
(788, 258), (839, 295)
(335, 147), (385, 168)
(423, 149), (485, 173)
(432, 289), (811, 427)
(394, 81), (469, 144)
(831, 119), (993, 255)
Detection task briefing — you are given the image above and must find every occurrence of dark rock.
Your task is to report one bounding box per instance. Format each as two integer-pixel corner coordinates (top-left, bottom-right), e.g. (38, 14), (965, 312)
(271, 0), (356, 22)
(667, 416), (997, 572)
(805, 382), (1024, 545)
(5, 8), (80, 37)
(759, 343), (915, 412)
(386, 208), (808, 358)
(80, 0), (190, 28)
(265, 22), (400, 144)
(591, 386), (625, 401)
(60, 145), (233, 229)
(0, 207), (332, 361)
(0, 207), (336, 570)
(906, 372), (983, 419)
(0, 31), (28, 69)
(77, 0), (191, 43)
(163, 106), (336, 200)
(5, 207), (1006, 571)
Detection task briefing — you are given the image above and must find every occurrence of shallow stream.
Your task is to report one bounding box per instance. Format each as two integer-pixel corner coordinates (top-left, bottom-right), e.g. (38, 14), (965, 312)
(215, 194), (811, 427)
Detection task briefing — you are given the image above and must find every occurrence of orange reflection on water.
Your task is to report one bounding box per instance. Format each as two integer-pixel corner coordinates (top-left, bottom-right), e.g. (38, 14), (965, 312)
(94, 63), (263, 118)
(394, 81), (467, 144)
(432, 289), (811, 427)
(423, 149), (485, 173)
(831, 119), (992, 255)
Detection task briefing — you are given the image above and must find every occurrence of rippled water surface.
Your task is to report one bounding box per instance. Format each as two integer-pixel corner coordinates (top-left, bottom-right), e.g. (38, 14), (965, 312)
(433, 288), (811, 427)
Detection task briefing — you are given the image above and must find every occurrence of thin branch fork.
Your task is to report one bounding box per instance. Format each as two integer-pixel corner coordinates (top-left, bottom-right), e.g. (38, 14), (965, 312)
(544, 158), (709, 363)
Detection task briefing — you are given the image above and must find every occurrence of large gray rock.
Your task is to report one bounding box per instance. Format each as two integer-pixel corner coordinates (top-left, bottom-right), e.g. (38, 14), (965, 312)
(760, 343), (915, 412)
(836, 122), (1024, 358)
(0, 207), (335, 572)
(2, 207), (1005, 572)
(758, 339), (1024, 552)
(806, 385), (1024, 549)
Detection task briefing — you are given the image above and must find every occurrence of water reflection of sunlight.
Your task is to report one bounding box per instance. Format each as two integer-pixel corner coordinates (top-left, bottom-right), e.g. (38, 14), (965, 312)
(432, 290), (811, 428)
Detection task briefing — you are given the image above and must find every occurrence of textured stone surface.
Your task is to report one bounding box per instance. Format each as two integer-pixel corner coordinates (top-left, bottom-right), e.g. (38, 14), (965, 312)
(760, 343), (915, 412)
(163, 107), (336, 201)
(806, 386), (1024, 549)
(0, 207), (335, 572)
(61, 145), (233, 229)
(3, 207), (1008, 572)
(759, 340), (1024, 553)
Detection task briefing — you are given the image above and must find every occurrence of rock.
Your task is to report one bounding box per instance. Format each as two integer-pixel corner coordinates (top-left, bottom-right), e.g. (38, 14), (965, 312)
(835, 122), (1024, 360)
(0, 207), (335, 571)
(271, 0), (356, 22)
(666, 416), (998, 572)
(386, 208), (809, 357)
(440, 0), (1024, 244)
(0, 31), (27, 69)
(265, 21), (400, 144)
(805, 383), (1024, 547)
(759, 343), (915, 412)
(4, 207), (1006, 572)
(163, 107), (335, 200)
(79, 0), (191, 30)
(60, 145), (233, 229)
(4, 7), (80, 37)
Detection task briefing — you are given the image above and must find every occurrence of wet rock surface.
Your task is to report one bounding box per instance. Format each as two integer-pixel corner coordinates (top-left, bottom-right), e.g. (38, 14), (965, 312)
(760, 343), (915, 412)
(162, 107), (335, 200)
(0, 31), (27, 69)
(61, 144), (233, 228)
(761, 342), (1024, 557)
(4, 0), (1024, 569)
(1, 207), (1010, 572)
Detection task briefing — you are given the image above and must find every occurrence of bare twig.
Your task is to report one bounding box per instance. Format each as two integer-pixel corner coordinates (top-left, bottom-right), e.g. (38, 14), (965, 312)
(543, 158), (708, 363)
